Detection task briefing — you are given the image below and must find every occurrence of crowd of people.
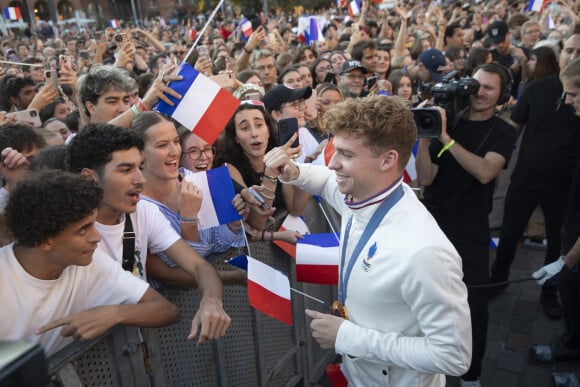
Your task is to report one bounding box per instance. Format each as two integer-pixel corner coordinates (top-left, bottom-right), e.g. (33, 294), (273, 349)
(1, 0), (580, 385)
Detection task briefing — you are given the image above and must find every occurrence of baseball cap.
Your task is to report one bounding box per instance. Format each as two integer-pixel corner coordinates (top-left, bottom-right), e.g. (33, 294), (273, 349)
(263, 85), (312, 114)
(488, 20), (509, 45)
(418, 48), (446, 83)
(339, 60), (368, 75)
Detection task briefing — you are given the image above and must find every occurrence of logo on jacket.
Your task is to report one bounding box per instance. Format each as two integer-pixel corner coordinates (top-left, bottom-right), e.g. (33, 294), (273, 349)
(361, 242), (377, 272)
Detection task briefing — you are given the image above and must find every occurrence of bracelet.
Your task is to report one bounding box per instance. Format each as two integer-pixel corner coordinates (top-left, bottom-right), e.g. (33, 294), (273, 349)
(259, 190), (275, 200)
(131, 104), (141, 117)
(137, 99), (149, 112)
(261, 230), (266, 242)
(243, 46), (252, 54)
(179, 216), (198, 224)
(262, 174), (278, 183)
(437, 139), (455, 158)
(270, 231), (274, 241)
(261, 184), (275, 194)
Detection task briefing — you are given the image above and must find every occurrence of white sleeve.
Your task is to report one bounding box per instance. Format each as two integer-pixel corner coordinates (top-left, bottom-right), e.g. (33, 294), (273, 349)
(139, 200), (181, 255)
(87, 248), (149, 305)
(284, 163), (346, 214)
(335, 246), (472, 376)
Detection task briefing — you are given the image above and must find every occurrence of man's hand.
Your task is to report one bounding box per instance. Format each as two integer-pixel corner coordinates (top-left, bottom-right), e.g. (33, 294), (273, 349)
(188, 296), (231, 345)
(263, 133), (301, 181)
(27, 83), (59, 111)
(36, 306), (120, 341)
(141, 64), (183, 110)
(532, 256), (565, 285)
(305, 309), (344, 349)
(246, 26), (266, 52)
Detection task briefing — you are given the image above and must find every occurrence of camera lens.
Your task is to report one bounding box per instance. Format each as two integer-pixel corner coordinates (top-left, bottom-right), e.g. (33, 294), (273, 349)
(30, 110), (37, 117)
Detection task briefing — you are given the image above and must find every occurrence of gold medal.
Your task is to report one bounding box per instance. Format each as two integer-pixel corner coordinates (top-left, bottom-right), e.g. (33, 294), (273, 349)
(331, 300), (348, 320)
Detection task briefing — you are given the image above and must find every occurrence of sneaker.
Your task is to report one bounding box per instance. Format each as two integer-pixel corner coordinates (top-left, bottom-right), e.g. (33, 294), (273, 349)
(553, 372), (580, 387)
(460, 379), (482, 387)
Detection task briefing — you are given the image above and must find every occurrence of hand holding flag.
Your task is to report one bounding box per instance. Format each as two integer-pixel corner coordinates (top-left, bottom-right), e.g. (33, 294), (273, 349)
(183, 166), (241, 228)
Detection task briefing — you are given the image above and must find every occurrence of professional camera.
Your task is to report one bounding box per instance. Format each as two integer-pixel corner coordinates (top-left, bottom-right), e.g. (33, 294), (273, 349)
(412, 71), (480, 138)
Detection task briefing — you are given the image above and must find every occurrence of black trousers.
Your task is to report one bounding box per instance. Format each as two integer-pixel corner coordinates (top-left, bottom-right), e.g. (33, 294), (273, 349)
(428, 213), (489, 381)
(558, 265), (580, 348)
(491, 182), (570, 280)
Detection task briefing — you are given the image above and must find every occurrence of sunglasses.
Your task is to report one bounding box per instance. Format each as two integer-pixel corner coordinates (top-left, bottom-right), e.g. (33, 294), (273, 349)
(173, 50), (186, 55)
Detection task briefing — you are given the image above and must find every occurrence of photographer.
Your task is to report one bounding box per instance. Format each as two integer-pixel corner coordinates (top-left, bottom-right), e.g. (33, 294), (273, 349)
(415, 63), (517, 387)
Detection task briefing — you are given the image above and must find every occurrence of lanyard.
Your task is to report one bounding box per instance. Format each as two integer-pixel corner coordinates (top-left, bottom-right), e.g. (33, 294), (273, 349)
(338, 185), (404, 304)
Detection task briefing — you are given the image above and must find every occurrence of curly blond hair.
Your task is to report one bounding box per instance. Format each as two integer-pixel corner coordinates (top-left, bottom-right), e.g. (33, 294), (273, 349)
(323, 95), (416, 171)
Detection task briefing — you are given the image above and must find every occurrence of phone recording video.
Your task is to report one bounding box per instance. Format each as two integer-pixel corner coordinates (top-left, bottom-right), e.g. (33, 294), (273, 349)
(277, 117), (299, 148)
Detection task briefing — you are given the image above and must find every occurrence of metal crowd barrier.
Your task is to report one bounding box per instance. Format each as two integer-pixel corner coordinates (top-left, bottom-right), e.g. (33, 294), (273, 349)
(47, 199), (339, 386)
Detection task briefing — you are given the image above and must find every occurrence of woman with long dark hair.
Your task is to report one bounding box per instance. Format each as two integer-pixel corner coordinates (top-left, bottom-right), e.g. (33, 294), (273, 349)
(214, 103), (310, 230)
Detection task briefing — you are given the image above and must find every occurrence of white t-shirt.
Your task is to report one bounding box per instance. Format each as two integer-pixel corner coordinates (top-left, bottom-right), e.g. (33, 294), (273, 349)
(0, 244), (149, 356)
(95, 200), (180, 280)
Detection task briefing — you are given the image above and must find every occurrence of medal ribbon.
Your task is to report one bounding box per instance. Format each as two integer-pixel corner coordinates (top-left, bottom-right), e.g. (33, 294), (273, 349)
(338, 184), (404, 304)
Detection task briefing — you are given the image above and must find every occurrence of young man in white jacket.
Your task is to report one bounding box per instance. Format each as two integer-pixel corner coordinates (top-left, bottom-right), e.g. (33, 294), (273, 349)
(264, 95), (472, 386)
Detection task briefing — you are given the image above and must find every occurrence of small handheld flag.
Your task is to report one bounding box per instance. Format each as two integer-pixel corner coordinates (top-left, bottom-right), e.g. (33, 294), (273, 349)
(247, 256), (293, 325)
(3, 7), (22, 20)
(154, 63), (240, 145)
(183, 165), (241, 228)
(296, 233), (340, 284)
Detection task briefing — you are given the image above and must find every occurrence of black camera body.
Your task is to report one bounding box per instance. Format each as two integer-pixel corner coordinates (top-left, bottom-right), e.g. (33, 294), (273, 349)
(412, 71), (480, 138)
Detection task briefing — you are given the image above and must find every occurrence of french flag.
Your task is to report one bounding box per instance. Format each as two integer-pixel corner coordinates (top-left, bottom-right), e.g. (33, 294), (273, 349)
(240, 18), (253, 40)
(273, 215), (310, 258)
(296, 233), (340, 285)
(403, 140), (419, 183)
(348, 0), (361, 16)
(155, 63), (240, 145)
(527, 0), (548, 12)
(109, 19), (120, 29)
(547, 14), (556, 30)
(4, 7), (22, 20)
(183, 165), (241, 228)
(304, 18), (324, 44)
(229, 256), (293, 325)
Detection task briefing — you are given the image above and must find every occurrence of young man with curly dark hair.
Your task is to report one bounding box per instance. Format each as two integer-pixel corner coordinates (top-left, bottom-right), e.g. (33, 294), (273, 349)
(67, 122), (231, 345)
(0, 170), (179, 356)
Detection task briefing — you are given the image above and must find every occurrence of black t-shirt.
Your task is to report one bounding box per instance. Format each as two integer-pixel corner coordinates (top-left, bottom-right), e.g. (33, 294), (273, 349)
(510, 75), (580, 192)
(423, 116), (517, 225)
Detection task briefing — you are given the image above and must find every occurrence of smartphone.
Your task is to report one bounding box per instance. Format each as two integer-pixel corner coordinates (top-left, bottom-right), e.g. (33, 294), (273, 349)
(44, 69), (58, 89)
(11, 109), (41, 128)
(366, 76), (378, 89)
(114, 33), (127, 44)
(277, 117), (299, 148)
(323, 72), (336, 84)
(248, 186), (270, 210)
(79, 50), (89, 60)
(59, 55), (72, 72)
(210, 73), (233, 88)
(197, 45), (209, 58)
(243, 92), (261, 101)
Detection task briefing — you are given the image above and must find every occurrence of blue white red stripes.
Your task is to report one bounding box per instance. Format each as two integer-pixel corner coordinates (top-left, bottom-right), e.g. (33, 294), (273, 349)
(183, 166), (241, 228)
(296, 233), (340, 285)
(247, 256), (293, 325)
(3, 7), (22, 20)
(240, 19), (253, 40)
(155, 63), (240, 145)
